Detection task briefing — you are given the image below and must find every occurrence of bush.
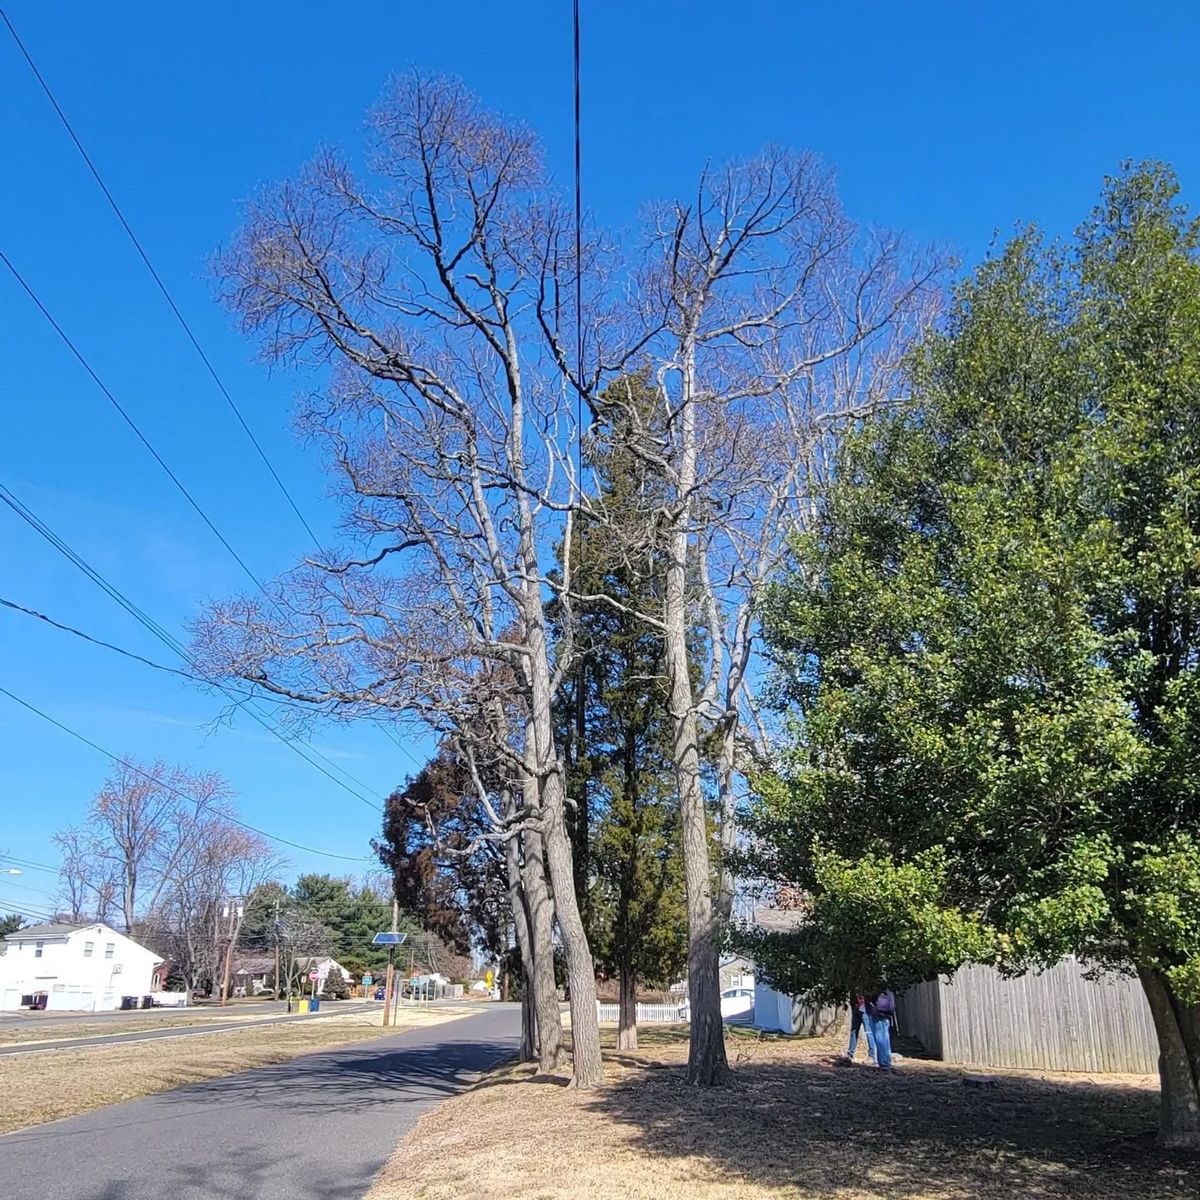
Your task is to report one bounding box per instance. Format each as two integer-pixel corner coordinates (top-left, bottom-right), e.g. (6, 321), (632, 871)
(321, 971), (350, 1000)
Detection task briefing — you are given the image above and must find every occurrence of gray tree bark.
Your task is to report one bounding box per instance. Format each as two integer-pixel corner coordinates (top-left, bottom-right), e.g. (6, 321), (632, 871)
(518, 782), (565, 1074)
(617, 965), (638, 1051)
(664, 341), (727, 1088)
(1140, 968), (1200, 1148)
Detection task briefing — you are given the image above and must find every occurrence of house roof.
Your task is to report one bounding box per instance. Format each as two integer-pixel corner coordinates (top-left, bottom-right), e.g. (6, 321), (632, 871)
(4, 921), (85, 941)
(233, 955), (276, 974)
(750, 906), (807, 934)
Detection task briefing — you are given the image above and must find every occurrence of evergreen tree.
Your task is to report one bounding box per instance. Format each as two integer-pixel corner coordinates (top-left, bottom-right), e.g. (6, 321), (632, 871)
(555, 375), (689, 1049)
(746, 164), (1200, 1146)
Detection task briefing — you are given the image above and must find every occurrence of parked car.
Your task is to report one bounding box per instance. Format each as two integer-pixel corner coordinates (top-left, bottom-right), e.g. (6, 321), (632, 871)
(678, 987), (755, 1024)
(374, 986), (386, 1000)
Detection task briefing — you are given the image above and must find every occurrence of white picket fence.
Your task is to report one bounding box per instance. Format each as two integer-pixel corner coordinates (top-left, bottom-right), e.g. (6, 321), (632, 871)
(596, 1001), (686, 1023)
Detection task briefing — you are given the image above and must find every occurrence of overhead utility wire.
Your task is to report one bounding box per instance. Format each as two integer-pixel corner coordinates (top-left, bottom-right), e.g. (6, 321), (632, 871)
(0, 854), (61, 874)
(0, 8), (320, 547)
(0, 685), (374, 863)
(0, 593), (421, 772)
(0, 484), (383, 812)
(0, 250), (273, 601)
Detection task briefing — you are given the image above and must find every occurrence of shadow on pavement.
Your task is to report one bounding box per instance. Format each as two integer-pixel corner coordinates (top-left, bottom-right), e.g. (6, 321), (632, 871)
(77, 1152), (369, 1200)
(152, 1038), (517, 1116)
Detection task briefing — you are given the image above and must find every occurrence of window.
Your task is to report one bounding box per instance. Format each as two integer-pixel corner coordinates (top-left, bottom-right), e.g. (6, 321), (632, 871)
(104, 944), (114, 959)
(35, 941), (43, 958)
(84, 941), (94, 958)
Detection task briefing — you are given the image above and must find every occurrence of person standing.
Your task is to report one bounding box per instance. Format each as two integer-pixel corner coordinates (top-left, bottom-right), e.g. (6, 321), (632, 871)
(865, 990), (896, 1070)
(843, 992), (876, 1063)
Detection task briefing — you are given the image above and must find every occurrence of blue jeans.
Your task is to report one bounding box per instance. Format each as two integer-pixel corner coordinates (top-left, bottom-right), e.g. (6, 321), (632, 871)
(847, 1005), (875, 1060)
(866, 1012), (893, 1069)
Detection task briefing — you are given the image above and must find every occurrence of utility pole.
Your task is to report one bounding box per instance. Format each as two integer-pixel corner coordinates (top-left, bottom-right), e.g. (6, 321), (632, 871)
(381, 896), (398, 1027)
(272, 895), (281, 1001)
(219, 897), (244, 1006)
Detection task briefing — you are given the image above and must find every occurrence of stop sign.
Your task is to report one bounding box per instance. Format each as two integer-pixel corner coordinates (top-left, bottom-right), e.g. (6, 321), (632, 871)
(308, 970), (319, 982)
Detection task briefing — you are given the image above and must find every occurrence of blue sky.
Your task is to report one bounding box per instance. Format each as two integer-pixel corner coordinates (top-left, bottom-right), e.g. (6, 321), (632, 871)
(2, 1), (1197, 913)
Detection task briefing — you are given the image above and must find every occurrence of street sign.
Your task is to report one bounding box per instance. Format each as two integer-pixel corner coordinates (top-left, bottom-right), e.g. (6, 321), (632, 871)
(485, 969), (494, 988)
(362, 974), (374, 986)
(372, 931), (408, 946)
(308, 970), (320, 982)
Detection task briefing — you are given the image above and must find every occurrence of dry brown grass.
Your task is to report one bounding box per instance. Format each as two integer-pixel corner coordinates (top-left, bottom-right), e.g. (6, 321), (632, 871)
(367, 1027), (1199, 1200)
(0, 1006), (468, 1134)
(0, 1007), (293, 1046)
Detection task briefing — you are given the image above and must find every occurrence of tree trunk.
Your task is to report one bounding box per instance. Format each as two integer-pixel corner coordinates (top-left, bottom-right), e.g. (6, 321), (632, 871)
(519, 978), (535, 1061)
(520, 813), (565, 1074)
(540, 769), (605, 1087)
(714, 714), (738, 924)
(501, 800), (538, 1064)
(664, 338), (728, 1088)
(618, 965), (638, 1051)
(1140, 968), (1200, 1148)
(523, 602), (604, 1087)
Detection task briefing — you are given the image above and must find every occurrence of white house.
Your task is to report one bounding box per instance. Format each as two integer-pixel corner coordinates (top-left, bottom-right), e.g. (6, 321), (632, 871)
(295, 956), (353, 993)
(0, 921), (162, 1013)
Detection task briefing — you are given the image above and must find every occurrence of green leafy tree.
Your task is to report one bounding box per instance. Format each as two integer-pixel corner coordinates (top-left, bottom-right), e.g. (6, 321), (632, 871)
(0, 913), (25, 938)
(745, 164), (1200, 1146)
(553, 377), (690, 1050)
(321, 968), (350, 1000)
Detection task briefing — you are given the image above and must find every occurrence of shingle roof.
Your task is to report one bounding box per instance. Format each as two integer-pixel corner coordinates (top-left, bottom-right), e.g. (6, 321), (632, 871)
(750, 906), (807, 933)
(3, 921), (86, 940)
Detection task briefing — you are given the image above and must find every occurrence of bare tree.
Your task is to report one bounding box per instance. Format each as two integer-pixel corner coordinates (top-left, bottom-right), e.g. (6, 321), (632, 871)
(194, 75), (941, 1090)
(197, 73), (604, 1085)
(52, 825), (119, 924)
(147, 816), (283, 997)
(76, 759), (230, 933)
(590, 153), (942, 1084)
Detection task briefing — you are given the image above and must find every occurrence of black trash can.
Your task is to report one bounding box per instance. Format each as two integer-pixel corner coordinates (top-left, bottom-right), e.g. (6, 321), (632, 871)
(120, 996), (136, 1010)
(141, 996), (153, 1009)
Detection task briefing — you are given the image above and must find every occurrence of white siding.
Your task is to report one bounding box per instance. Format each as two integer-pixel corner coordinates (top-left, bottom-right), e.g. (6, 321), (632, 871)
(0, 924), (160, 1011)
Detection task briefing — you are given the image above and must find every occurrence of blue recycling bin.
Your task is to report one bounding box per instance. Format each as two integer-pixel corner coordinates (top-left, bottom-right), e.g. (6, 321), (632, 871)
(309, 998), (320, 1012)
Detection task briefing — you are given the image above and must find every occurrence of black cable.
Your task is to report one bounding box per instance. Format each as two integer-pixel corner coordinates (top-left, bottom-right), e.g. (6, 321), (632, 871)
(0, 589), (425, 774)
(0, 597), (197, 682)
(0, 250), (273, 601)
(0, 685), (374, 863)
(0, 483), (383, 812)
(0, 853), (64, 873)
(0, 8), (321, 548)
(571, 0), (590, 863)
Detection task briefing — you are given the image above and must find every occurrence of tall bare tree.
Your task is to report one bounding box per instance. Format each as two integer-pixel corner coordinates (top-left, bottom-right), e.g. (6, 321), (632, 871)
(591, 153), (942, 1083)
(197, 73), (604, 1084)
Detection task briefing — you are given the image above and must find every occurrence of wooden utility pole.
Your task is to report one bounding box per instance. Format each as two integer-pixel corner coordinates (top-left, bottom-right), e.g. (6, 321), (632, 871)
(381, 897), (398, 1027)
(272, 895), (281, 1001)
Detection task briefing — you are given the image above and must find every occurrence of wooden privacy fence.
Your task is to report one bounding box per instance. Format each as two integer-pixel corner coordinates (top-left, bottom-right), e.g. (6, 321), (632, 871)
(900, 957), (1160, 1075)
(596, 1001), (685, 1023)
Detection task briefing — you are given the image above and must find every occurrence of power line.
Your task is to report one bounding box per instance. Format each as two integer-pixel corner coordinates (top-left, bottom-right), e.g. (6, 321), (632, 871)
(0, 684), (374, 863)
(0, 592), (424, 773)
(0, 250), (275, 602)
(0, 597), (195, 682)
(0, 483), (383, 812)
(0, 854), (60, 874)
(0, 592), (390, 805)
(0, 7), (321, 548)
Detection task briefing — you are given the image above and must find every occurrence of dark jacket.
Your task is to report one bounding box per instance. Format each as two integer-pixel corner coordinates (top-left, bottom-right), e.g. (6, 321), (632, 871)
(866, 990), (895, 1019)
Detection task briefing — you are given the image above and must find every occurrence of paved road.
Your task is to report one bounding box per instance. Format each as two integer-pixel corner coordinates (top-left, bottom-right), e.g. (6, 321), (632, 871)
(0, 1002), (379, 1055)
(0, 1004), (521, 1200)
(0, 1000), (283, 1031)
